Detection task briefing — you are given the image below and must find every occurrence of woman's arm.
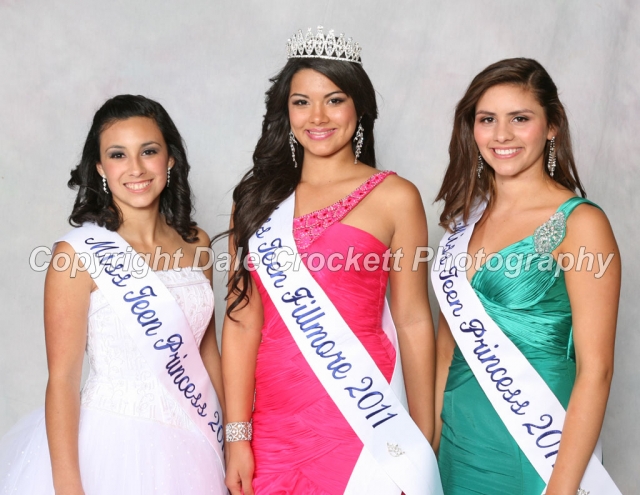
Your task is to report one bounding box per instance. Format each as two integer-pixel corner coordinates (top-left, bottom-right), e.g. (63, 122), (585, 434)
(221, 219), (264, 495)
(387, 179), (437, 442)
(44, 242), (92, 495)
(194, 228), (226, 414)
(201, 317), (225, 412)
(545, 205), (621, 495)
(433, 312), (455, 454)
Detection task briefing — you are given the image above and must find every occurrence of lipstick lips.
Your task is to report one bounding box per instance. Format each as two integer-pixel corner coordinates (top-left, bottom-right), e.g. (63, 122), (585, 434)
(491, 147), (523, 159)
(123, 179), (153, 192)
(305, 128), (336, 140)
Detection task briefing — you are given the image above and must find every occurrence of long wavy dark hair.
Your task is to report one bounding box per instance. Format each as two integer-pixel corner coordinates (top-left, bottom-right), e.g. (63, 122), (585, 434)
(68, 94), (198, 242)
(436, 58), (586, 230)
(222, 57), (378, 317)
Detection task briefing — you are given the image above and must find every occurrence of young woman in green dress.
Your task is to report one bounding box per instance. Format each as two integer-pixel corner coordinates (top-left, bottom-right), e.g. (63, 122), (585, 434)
(433, 58), (621, 494)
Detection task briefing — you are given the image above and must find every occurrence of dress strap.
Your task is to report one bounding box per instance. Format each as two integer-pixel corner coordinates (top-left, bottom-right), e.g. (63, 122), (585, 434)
(293, 170), (396, 249)
(557, 196), (601, 217)
(533, 197), (601, 254)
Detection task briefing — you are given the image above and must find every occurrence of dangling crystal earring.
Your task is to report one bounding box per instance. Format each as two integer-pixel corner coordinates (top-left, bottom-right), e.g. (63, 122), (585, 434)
(289, 130), (298, 168)
(477, 152), (484, 179)
(102, 176), (109, 193)
(167, 167), (171, 187)
(547, 137), (557, 177)
(353, 120), (364, 164)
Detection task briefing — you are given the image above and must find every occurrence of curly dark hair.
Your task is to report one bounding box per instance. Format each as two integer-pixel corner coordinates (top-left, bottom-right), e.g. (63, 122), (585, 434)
(68, 94), (198, 242)
(220, 57), (378, 318)
(436, 58), (586, 230)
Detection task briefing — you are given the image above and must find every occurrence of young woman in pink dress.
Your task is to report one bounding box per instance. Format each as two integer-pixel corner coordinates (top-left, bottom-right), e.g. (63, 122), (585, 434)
(220, 28), (441, 495)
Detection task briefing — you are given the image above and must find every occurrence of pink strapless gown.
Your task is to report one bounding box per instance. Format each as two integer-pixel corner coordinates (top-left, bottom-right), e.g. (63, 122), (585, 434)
(250, 172), (397, 495)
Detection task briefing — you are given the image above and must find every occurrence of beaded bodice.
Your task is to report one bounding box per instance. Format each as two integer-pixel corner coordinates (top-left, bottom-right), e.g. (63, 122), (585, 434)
(293, 171), (396, 249)
(81, 267), (213, 431)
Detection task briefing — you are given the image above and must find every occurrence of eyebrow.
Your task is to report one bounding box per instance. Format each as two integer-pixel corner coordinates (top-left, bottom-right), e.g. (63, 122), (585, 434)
(290, 91), (347, 99)
(475, 109), (535, 116)
(105, 141), (161, 152)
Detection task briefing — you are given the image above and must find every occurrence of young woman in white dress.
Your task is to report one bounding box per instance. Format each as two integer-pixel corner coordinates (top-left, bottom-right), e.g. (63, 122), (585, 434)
(0, 95), (226, 494)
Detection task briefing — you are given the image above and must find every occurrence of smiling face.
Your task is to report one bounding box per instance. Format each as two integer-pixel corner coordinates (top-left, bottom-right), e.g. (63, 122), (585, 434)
(96, 116), (174, 214)
(288, 68), (358, 163)
(474, 83), (555, 179)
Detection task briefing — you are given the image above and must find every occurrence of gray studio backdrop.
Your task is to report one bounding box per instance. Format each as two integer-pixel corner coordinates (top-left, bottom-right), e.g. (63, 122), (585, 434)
(0, 0), (638, 491)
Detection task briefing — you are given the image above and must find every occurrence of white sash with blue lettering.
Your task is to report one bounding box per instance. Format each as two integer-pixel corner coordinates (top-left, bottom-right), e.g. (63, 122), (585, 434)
(432, 204), (620, 494)
(249, 194), (442, 495)
(57, 224), (225, 470)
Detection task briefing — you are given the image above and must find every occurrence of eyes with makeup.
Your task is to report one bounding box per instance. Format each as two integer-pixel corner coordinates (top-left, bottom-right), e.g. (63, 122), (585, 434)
(106, 146), (161, 160)
(290, 95), (348, 106)
(476, 115), (531, 125)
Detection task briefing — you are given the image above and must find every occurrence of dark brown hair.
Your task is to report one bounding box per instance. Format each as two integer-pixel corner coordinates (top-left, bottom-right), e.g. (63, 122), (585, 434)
(220, 57), (378, 318)
(435, 57), (586, 230)
(68, 95), (198, 242)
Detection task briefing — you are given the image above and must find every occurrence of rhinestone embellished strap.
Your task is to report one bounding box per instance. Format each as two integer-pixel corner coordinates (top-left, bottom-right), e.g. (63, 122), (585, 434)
(533, 211), (566, 254)
(293, 171), (396, 249)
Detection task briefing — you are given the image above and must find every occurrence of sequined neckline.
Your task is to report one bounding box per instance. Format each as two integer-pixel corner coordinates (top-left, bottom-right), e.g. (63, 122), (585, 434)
(293, 170), (395, 249)
(294, 171), (395, 221)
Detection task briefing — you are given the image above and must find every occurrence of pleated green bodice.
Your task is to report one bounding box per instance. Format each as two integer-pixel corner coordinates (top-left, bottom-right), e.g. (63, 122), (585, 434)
(439, 197), (599, 495)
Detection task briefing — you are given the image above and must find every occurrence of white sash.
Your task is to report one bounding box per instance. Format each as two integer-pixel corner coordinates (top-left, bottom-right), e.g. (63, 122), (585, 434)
(249, 194), (442, 495)
(58, 224), (225, 470)
(432, 204), (620, 494)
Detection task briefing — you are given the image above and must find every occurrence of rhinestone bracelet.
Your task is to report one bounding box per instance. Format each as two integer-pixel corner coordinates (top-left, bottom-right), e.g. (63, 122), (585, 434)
(225, 421), (253, 442)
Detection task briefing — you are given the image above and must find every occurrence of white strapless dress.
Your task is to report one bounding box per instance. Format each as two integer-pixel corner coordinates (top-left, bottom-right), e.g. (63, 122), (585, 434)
(0, 267), (226, 494)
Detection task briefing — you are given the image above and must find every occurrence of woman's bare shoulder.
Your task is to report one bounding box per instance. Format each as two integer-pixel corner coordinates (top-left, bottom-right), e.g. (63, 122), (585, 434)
(375, 172), (425, 213)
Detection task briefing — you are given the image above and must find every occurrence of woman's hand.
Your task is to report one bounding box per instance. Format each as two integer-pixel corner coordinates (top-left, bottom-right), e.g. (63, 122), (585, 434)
(225, 441), (255, 495)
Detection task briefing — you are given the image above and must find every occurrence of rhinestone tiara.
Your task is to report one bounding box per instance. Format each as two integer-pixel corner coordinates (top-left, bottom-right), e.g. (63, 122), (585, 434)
(286, 26), (362, 65)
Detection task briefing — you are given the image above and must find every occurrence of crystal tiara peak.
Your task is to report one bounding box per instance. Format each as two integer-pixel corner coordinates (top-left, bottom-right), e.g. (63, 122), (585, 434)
(286, 26), (362, 65)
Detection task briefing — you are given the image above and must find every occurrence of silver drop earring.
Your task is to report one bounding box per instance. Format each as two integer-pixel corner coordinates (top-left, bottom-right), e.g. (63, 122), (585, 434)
(102, 176), (109, 194)
(547, 137), (557, 177)
(353, 120), (364, 164)
(167, 167), (171, 187)
(289, 130), (298, 168)
(477, 152), (484, 179)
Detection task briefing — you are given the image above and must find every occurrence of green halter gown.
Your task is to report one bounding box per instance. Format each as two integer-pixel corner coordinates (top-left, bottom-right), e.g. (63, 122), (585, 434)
(438, 197), (600, 494)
